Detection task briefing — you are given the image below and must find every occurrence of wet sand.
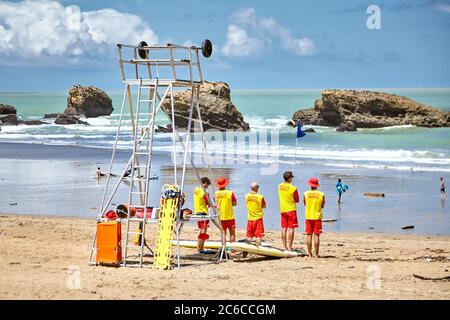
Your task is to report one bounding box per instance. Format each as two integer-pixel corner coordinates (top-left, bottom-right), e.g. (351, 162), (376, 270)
(0, 214), (449, 300)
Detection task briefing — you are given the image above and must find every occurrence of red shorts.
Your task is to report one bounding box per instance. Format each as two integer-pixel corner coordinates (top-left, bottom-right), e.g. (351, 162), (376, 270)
(197, 220), (210, 230)
(305, 219), (322, 235)
(246, 218), (265, 238)
(281, 211), (298, 228)
(221, 219), (236, 231)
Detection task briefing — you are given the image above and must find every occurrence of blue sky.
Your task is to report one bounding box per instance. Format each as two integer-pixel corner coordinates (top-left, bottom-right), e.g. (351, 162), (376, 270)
(0, 0), (449, 91)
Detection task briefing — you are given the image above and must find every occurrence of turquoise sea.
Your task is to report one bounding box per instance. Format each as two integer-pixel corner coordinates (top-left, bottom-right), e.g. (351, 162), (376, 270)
(0, 88), (449, 173)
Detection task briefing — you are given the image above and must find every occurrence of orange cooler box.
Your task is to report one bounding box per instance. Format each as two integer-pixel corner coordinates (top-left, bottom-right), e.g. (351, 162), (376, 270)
(96, 221), (122, 265)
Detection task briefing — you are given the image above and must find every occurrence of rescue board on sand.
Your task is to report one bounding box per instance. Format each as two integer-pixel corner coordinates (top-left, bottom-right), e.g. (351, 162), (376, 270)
(170, 240), (305, 258)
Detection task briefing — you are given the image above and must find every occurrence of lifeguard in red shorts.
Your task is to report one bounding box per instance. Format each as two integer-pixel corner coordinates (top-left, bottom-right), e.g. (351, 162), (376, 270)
(215, 177), (237, 245)
(245, 182), (266, 246)
(303, 177), (325, 258)
(278, 171), (299, 251)
(194, 177), (212, 253)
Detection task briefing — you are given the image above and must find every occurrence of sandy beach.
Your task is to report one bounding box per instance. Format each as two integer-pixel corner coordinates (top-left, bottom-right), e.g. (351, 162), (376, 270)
(0, 213), (449, 300)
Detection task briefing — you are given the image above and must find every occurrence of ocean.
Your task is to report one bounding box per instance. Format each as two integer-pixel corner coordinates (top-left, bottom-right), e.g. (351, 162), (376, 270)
(1, 88), (449, 173)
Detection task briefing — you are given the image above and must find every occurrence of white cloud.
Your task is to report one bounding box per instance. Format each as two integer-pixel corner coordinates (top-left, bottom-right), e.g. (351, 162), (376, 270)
(222, 25), (262, 57)
(435, 2), (450, 13)
(0, 0), (158, 65)
(221, 8), (317, 58)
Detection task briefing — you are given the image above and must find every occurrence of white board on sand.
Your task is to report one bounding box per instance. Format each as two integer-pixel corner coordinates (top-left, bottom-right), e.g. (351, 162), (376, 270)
(170, 240), (304, 258)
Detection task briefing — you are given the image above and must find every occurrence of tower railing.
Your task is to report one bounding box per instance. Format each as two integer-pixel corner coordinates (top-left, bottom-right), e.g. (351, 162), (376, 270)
(117, 42), (206, 86)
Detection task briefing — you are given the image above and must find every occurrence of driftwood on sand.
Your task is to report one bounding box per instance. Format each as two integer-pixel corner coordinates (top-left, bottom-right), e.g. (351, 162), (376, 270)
(364, 192), (385, 197)
(413, 274), (450, 281)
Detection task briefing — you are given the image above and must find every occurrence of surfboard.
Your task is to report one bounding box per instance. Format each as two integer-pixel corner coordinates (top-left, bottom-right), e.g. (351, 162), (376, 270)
(170, 240), (305, 258)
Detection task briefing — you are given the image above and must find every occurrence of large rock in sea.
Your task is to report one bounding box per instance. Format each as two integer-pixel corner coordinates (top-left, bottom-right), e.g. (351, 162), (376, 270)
(64, 85), (113, 118)
(160, 81), (250, 131)
(0, 104), (19, 125)
(291, 90), (450, 131)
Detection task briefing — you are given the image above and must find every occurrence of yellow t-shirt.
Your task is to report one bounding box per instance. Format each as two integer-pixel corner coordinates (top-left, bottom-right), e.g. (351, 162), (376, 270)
(278, 182), (298, 213)
(216, 189), (235, 221)
(304, 190), (324, 220)
(193, 187), (208, 214)
(245, 193), (265, 221)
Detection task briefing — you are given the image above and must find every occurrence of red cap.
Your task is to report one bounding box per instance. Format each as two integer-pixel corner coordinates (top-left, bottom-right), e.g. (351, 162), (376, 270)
(215, 177), (229, 188)
(307, 177), (320, 188)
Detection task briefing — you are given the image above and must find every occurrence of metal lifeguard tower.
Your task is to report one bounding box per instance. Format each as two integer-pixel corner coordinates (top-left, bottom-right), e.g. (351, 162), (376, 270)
(88, 40), (226, 269)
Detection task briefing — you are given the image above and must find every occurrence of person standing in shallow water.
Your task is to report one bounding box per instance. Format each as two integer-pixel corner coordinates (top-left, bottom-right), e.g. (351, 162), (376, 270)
(336, 178), (348, 204)
(96, 167), (104, 180)
(441, 177), (446, 198)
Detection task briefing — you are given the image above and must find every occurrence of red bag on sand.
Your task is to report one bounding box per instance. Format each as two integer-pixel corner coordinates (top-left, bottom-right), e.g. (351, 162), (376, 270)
(105, 210), (118, 220)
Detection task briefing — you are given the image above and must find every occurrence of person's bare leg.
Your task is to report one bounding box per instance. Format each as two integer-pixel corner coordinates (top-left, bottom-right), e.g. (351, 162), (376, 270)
(306, 234), (313, 257)
(230, 228), (236, 243)
(314, 234), (320, 258)
(287, 228), (294, 250)
(256, 237), (262, 246)
(197, 238), (205, 252)
(197, 229), (207, 251)
(281, 228), (287, 250)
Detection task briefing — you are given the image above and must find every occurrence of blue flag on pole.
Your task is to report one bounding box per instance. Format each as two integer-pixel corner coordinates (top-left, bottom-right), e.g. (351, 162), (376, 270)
(296, 119), (306, 138)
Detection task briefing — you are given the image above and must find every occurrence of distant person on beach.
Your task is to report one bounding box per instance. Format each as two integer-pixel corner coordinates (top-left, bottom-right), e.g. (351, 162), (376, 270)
(336, 178), (348, 204)
(278, 171), (299, 251)
(441, 177), (446, 198)
(194, 177), (213, 253)
(215, 177), (237, 252)
(304, 177), (325, 258)
(245, 182), (266, 246)
(95, 167), (105, 179)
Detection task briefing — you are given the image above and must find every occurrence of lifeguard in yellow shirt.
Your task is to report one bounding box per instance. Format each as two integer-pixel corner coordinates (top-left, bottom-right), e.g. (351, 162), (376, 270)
(303, 177), (325, 258)
(215, 177), (237, 243)
(245, 182), (266, 246)
(194, 177), (213, 253)
(278, 171), (300, 251)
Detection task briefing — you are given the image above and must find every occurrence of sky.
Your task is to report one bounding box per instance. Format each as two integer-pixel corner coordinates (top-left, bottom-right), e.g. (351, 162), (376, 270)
(0, 0), (449, 91)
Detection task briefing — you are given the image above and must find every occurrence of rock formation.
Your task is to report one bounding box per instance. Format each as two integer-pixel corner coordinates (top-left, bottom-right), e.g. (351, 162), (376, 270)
(0, 104), (19, 126)
(291, 90), (450, 131)
(63, 85), (113, 118)
(0, 104), (16, 115)
(43, 113), (62, 119)
(160, 81), (249, 132)
(55, 114), (89, 125)
(0, 104), (47, 126)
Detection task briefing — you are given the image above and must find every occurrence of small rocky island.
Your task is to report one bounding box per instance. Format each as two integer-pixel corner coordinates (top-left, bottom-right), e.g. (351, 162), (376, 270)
(160, 81), (250, 132)
(290, 90), (450, 131)
(0, 104), (46, 128)
(54, 85), (114, 125)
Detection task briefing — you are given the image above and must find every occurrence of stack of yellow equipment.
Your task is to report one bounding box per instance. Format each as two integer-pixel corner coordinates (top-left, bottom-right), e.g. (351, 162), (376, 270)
(153, 185), (179, 270)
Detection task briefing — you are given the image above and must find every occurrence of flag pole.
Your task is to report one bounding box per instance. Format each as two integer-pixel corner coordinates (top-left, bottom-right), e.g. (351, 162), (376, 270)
(293, 136), (298, 172)
(293, 118), (305, 173)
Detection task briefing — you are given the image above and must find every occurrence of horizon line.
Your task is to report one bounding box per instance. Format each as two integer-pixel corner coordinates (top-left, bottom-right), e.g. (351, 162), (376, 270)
(1, 87), (450, 94)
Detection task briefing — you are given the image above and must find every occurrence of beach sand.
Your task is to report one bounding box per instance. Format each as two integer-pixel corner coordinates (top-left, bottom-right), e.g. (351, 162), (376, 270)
(0, 214), (449, 300)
